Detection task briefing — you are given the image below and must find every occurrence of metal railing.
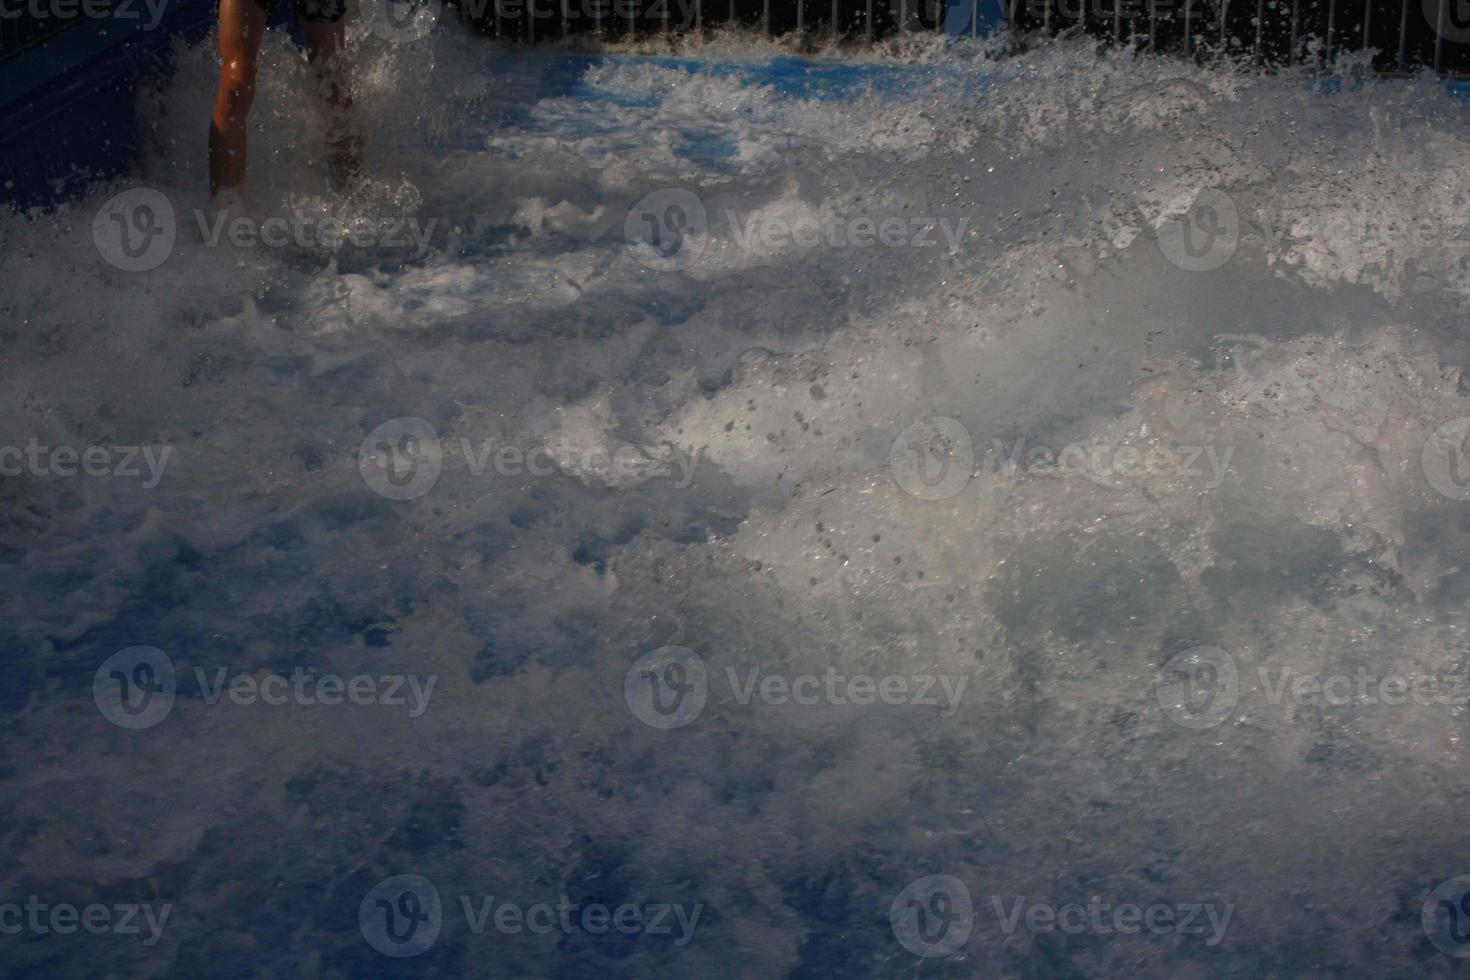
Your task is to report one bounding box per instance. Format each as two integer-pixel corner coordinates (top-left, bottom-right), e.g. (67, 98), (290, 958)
(456, 0), (1470, 75)
(453, 0), (947, 43)
(5, 0), (1462, 75)
(1007, 0), (1470, 74)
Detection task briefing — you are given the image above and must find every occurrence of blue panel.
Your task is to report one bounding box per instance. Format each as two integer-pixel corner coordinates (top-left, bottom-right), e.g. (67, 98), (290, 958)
(944, 0), (1005, 35)
(0, 0), (293, 210)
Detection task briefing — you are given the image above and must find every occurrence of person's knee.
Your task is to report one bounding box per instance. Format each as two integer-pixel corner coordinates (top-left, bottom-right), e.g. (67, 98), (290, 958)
(215, 60), (259, 119)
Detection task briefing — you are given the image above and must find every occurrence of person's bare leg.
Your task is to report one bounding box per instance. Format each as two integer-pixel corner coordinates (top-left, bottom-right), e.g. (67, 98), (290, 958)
(302, 19), (360, 191)
(209, 0), (268, 200)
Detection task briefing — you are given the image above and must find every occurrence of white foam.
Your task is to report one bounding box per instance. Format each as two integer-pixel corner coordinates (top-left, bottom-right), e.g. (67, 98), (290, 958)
(5, 25), (1470, 973)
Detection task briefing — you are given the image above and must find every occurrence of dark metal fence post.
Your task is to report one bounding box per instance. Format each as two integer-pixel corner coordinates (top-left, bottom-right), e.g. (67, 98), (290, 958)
(1289, 0), (1299, 63)
(1434, 0), (1445, 72)
(1396, 0), (1408, 65)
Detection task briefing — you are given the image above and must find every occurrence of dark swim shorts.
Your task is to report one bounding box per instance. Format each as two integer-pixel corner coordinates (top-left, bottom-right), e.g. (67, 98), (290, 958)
(254, 0), (346, 23)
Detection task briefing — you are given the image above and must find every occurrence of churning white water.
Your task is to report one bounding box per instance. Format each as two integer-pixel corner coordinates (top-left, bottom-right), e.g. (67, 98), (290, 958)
(4, 21), (1470, 976)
